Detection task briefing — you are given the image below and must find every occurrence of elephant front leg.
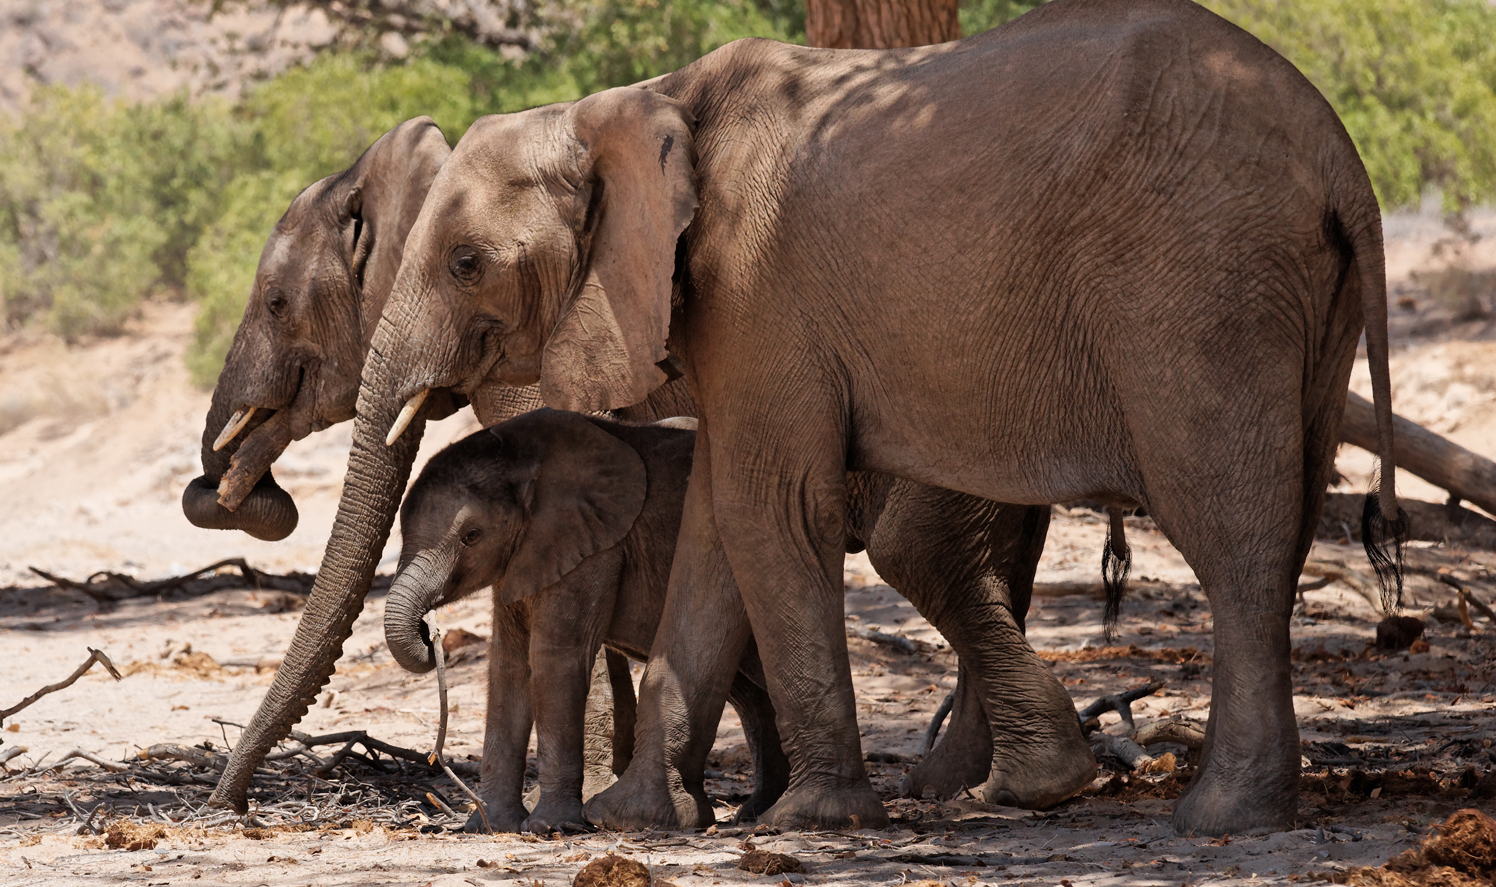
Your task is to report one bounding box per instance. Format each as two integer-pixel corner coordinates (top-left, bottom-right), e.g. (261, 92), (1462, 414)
(711, 418), (889, 831)
(524, 555), (621, 833)
(471, 603), (533, 833)
(586, 431), (753, 830)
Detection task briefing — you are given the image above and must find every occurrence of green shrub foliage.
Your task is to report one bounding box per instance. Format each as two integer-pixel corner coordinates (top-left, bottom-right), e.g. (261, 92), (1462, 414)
(1, 0), (1493, 382)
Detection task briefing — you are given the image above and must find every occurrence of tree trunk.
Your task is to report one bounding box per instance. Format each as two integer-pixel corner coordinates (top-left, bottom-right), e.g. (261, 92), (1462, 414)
(1341, 391), (1496, 518)
(806, 0), (959, 49)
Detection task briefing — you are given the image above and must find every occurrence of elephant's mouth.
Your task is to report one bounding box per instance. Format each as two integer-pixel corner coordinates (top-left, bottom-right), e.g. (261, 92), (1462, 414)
(216, 369), (321, 511)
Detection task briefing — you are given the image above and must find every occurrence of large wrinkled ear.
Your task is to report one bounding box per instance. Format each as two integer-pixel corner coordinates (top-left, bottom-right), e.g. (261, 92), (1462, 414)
(541, 88), (698, 413)
(500, 411), (648, 602)
(344, 117), (452, 334)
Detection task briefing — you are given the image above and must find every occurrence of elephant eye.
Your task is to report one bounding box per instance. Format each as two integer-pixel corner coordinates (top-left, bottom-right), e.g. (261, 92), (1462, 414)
(448, 247), (483, 285)
(266, 292), (289, 318)
(461, 527), (483, 547)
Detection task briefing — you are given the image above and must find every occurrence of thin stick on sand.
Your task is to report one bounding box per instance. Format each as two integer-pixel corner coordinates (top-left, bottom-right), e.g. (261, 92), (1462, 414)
(1, 648), (121, 723)
(426, 613), (491, 832)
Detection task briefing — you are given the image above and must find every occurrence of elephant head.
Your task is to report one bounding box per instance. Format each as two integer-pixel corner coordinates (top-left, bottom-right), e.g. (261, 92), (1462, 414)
(182, 117), (451, 541)
(211, 88), (693, 811)
(383, 409), (647, 674)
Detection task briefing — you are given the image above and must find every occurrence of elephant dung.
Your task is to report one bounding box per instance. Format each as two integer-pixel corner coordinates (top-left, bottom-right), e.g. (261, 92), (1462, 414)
(574, 854), (652, 887)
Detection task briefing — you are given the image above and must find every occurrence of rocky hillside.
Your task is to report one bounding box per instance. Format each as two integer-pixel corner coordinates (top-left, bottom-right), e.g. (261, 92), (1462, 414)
(2, 0), (335, 116)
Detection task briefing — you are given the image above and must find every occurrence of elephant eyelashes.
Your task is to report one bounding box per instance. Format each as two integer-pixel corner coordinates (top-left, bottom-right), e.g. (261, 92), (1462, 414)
(461, 527), (483, 546)
(449, 248), (483, 285)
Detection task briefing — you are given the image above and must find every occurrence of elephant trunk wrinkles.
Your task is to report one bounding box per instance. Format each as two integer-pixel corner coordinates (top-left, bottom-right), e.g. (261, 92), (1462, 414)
(182, 362), (299, 541)
(384, 551), (457, 674)
(209, 358), (426, 812)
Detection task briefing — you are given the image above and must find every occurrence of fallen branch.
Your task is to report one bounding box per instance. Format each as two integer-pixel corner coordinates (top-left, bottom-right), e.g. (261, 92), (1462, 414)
(427, 614), (490, 832)
(849, 624), (920, 654)
(1301, 560), (1385, 613)
(46, 749), (129, 773)
(26, 559), (329, 604)
(139, 744), (226, 770)
(1438, 574), (1496, 624)
(1077, 680), (1164, 734)
(1, 648), (121, 723)
(1341, 391), (1496, 517)
(1090, 732), (1175, 773)
(1133, 717), (1205, 749)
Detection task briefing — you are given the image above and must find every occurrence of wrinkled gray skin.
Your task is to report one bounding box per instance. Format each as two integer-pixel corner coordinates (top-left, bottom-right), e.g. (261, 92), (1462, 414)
(202, 123), (1089, 819)
(310, 0), (1401, 837)
(385, 410), (1064, 832)
(385, 411), (792, 832)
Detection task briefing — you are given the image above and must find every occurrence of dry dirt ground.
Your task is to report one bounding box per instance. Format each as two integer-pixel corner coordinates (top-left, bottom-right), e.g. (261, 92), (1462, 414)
(0, 212), (1494, 885)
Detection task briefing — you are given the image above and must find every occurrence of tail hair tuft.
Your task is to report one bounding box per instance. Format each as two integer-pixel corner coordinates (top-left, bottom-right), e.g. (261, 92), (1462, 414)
(1361, 491), (1407, 613)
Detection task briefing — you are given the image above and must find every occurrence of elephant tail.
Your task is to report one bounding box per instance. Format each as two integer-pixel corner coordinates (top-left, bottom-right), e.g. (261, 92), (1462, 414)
(1335, 201), (1406, 610)
(1101, 506), (1130, 639)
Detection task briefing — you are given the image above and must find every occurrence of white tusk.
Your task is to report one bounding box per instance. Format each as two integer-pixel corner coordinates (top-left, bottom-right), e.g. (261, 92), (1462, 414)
(212, 407), (256, 452)
(386, 389), (429, 446)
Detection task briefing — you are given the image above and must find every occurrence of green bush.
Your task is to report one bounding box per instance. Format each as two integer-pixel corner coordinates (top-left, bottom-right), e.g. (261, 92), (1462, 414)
(960, 0), (1496, 213)
(0, 86), (252, 339)
(1200, 0), (1496, 212)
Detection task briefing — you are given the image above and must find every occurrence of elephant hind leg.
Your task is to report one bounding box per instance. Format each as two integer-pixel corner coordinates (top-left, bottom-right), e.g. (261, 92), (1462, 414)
(902, 662), (992, 800)
(1141, 407), (1308, 837)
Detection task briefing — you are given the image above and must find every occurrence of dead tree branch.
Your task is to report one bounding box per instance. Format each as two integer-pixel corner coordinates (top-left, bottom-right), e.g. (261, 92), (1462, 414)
(1, 648), (121, 723)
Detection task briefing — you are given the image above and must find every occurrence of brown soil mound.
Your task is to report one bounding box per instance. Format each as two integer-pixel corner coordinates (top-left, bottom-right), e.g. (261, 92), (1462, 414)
(1347, 809), (1496, 887)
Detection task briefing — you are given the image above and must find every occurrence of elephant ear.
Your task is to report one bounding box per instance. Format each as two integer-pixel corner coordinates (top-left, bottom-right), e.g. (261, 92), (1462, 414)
(342, 117), (452, 335)
(499, 410), (649, 603)
(541, 88), (699, 413)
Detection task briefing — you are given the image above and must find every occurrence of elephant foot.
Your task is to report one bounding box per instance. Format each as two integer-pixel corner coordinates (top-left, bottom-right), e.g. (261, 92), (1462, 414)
(523, 796), (592, 834)
(465, 801), (526, 834)
(585, 766), (713, 830)
(902, 731), (992, 801)
(759, 781), (889, 831)
(731, 784), (785, 824)
(980, 732), (1096, 810)
(1173, 767), (1296, 837)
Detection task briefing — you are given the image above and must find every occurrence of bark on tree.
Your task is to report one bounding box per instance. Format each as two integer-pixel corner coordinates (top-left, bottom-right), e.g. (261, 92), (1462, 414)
(1341, 391), (1496, 517)
(806, 0), (960, 49)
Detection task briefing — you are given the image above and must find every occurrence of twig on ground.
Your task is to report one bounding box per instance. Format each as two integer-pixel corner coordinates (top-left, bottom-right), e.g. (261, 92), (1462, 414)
(1077, 680), (1164, 735)
(139, 744), (227, 770)
(1132, 717), (1205, 749)
(849, 624), (920, 654)
(0, 747), (27, 766)
(27, 559), (325, 604)
(1, 648), (121, 723)
(45, 749), (129, 773)
(427, 614), (489, 832)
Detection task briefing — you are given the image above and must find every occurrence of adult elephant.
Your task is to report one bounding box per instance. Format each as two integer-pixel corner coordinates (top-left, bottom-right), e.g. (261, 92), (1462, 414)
(288, 0), (1403, 837)
(196, 124), (1092, 820)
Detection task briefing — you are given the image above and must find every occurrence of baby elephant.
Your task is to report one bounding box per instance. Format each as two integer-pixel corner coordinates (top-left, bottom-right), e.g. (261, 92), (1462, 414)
(384, 409), (788, 832)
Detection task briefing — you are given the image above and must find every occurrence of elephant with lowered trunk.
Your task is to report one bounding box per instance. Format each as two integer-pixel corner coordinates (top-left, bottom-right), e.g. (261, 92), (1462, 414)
(195, 120), (1095, 820)
(293, 0), (1404, 836)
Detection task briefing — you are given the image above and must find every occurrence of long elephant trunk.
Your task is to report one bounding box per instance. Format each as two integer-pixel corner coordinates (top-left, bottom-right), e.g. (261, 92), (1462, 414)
(209, 360), (426, 812)
(383, 550), (457, 674)
(182, 372), (299, 541)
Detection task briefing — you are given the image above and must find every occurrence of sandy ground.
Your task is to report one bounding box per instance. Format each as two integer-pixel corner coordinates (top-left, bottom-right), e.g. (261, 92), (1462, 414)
(0, 211), (1493, 885)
